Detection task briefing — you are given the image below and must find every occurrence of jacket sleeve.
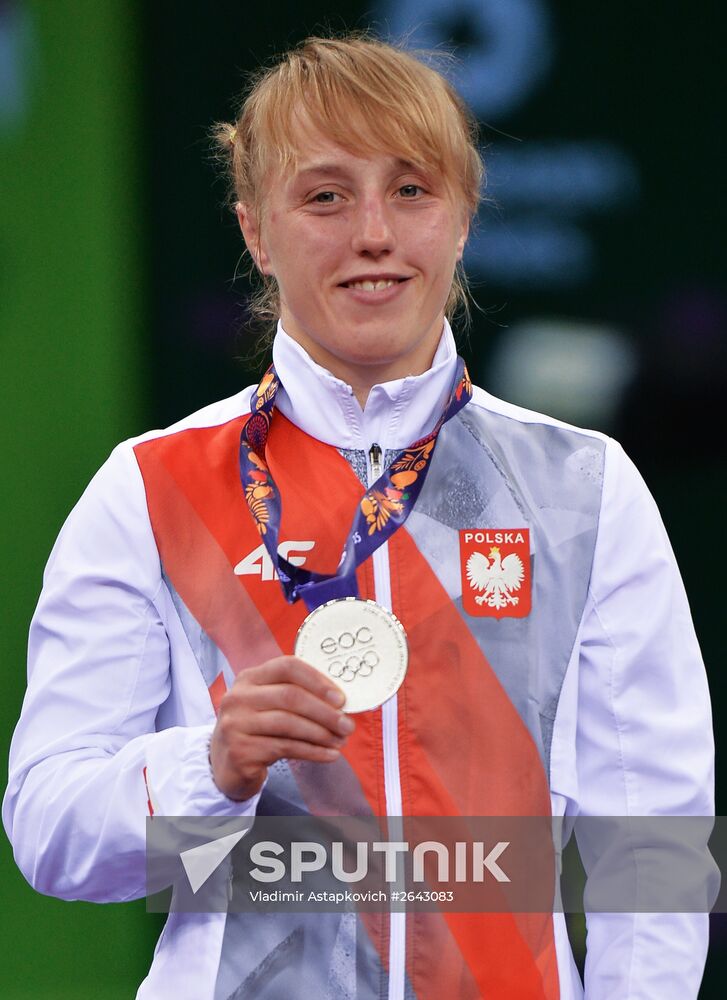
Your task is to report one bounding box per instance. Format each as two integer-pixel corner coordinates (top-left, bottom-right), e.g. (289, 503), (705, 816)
(572, 438), (716, 998)
(2, 441), (260, 903)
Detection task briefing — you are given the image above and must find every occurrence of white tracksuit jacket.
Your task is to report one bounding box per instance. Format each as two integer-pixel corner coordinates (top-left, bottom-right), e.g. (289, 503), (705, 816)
(3, 322), (715, 999)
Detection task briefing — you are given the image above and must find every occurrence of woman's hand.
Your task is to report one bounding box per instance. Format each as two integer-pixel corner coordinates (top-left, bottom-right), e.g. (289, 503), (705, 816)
(209, 656), (354, 801)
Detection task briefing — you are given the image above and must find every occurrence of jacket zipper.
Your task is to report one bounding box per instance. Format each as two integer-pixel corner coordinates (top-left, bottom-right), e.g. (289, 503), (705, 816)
(369, 442), (383, 481)
(368, 442), (405, 1000)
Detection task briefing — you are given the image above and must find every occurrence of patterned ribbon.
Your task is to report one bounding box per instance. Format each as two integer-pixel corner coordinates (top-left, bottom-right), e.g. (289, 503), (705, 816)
(239, 358), (472, 611)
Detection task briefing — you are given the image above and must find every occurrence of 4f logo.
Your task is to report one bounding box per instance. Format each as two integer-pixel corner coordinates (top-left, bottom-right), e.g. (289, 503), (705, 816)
(459, 529), (531, 619)
(234, 541), (314, 581)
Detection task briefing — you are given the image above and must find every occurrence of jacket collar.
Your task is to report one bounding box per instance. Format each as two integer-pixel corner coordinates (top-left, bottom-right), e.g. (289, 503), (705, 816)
(271, 320), (459, 450)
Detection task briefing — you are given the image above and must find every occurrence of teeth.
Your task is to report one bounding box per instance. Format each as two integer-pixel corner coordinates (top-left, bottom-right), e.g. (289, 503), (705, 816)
(348, 279), (397, 291)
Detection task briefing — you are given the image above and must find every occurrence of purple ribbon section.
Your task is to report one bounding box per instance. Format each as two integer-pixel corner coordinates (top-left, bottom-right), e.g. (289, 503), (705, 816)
(239, 357), (472, 612)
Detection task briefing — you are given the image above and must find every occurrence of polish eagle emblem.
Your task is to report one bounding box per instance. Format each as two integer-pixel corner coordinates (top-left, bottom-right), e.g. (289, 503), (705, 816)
(465, 546), (524, 610)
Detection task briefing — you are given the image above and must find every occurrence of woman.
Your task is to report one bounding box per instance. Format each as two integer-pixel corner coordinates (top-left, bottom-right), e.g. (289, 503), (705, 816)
(4, 34), (714, 999)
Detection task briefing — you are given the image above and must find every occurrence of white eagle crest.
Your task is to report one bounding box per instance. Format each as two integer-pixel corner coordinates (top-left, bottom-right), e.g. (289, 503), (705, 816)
(466, 546), (524, 609)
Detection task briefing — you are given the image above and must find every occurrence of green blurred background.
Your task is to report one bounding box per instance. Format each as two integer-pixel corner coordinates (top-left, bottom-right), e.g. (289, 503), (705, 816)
(1, 1), (724, 995)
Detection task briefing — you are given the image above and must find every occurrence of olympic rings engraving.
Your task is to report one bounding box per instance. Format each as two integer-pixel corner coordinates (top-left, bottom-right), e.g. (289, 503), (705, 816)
(327, 649), (380, 681)
(319, 626), (379, 682)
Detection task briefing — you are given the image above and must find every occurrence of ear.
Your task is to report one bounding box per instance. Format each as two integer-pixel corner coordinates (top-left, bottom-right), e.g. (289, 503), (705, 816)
(235, 202), (273, 275)
(455, 215), (470, 263)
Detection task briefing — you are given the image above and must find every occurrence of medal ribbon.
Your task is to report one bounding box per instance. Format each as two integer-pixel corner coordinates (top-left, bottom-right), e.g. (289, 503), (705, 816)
(239, 357), (472, 611)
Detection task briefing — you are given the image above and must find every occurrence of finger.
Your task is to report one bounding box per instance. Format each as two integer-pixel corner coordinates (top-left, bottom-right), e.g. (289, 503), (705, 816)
(244, 709), (351, 747)
(251, 735), (343, 766)
(241, 683), (355, 737)
(244, 657), (346, 706)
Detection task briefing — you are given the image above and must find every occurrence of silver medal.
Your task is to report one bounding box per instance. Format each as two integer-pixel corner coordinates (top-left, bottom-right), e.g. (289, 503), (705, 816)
(294, 598), (408, 713)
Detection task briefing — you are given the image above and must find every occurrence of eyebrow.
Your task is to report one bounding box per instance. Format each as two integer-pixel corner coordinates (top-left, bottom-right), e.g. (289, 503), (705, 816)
(292, 158), (420, 183)
(293, 163), (351, 182)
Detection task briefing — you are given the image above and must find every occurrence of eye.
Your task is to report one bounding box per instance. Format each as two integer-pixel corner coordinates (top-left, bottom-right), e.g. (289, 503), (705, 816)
(398, 184), (424, 198)
(311, 190), (341, 204)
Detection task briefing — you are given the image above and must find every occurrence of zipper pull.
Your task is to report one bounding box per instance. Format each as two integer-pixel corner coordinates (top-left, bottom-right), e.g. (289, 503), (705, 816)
(368, 442), (383, 481)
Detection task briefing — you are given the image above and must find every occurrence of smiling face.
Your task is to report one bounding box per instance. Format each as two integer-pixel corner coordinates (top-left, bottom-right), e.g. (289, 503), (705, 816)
(237, 124), (469, 398)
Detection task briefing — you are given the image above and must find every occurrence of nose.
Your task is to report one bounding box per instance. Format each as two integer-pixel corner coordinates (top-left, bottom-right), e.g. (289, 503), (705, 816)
(350, 196), (395, 257)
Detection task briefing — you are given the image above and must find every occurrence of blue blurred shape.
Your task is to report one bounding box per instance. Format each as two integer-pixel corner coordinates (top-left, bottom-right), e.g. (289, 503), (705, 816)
(486, 141), (640, 212)
(0, 0), (34, 136)
(465, 216), (595, 287)
(375, 0), (553, 120)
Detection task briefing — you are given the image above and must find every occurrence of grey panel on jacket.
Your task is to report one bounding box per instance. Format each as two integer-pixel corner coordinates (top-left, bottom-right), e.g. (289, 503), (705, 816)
(161, 575), (394, 998)
(405, 405), (605, 774)
(162, 570), (237, 692)
(215, 911), (386, 1000)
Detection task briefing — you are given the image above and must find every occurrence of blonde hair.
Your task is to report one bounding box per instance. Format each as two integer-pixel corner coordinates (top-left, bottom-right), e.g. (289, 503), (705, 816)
(214, 34), (484, 337)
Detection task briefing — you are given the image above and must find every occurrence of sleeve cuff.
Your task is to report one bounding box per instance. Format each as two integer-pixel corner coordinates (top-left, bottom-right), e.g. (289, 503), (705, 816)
(144, 724), (264, 817)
